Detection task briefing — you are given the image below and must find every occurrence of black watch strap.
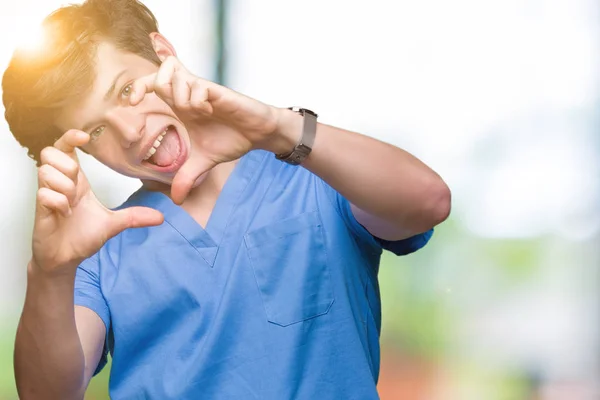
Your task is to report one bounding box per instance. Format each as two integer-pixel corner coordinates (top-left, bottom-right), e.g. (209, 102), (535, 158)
(275, 107), (318, 165)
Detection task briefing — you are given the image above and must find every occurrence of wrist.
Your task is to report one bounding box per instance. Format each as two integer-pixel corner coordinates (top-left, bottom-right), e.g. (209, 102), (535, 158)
(24, 260), (77, 323)
(28, 259), (78, 282)
(257, 107), (302, 155)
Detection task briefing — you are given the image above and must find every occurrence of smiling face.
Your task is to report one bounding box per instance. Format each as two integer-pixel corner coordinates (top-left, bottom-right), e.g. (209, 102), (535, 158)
(54, 39), (191, 186)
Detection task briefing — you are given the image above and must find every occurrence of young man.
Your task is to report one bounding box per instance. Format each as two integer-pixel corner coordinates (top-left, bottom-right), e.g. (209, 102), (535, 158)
(2, 0), (450, 399)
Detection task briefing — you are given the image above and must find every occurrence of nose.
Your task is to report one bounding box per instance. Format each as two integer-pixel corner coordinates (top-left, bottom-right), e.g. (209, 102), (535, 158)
(106, 108), (144, 148)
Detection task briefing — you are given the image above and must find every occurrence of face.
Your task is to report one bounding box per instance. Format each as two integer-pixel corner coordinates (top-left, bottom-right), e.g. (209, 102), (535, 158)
(55, 41), (191, 187)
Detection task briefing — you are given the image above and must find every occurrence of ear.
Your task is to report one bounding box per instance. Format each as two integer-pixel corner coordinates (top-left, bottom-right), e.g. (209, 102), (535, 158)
(149, 33), (177, 62)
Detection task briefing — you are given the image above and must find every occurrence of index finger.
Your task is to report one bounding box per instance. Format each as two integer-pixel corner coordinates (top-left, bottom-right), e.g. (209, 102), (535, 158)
(130, 57), (185, 106)
(53, 129), (90, 160)
(129, 73), (157, 106)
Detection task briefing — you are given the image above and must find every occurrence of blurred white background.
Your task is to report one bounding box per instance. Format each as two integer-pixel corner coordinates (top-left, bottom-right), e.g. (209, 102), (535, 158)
(0, 0), (598, 398)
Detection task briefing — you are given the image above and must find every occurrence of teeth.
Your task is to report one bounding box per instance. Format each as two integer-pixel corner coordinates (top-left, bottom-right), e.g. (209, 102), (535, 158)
(143, 128), (169, 161)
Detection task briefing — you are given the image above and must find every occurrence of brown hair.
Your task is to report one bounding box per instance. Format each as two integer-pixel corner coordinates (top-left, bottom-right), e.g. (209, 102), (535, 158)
(2, 0), (162, 166)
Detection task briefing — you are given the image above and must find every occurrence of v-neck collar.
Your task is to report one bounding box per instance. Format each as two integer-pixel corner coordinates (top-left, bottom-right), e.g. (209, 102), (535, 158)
(129, 151), (265, 267)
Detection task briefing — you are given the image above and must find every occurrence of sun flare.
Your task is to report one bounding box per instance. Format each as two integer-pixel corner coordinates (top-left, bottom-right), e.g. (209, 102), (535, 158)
(16, 22), (48, 55)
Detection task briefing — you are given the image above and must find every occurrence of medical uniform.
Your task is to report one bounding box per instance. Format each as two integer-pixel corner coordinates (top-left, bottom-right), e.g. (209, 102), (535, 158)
(74, 150), (433, 399)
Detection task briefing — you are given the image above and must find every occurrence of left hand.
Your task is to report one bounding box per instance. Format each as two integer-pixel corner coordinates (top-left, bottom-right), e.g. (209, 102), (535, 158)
(129, 56), (282, 203)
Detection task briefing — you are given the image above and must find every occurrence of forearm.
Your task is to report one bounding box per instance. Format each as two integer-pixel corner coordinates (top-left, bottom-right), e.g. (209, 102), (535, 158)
(15, 261), (86, 400)
(270, 108), (451, 237)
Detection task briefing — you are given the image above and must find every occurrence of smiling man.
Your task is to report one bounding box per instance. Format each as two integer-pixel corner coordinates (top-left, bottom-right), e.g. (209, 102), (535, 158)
(2, 1), (450, 399)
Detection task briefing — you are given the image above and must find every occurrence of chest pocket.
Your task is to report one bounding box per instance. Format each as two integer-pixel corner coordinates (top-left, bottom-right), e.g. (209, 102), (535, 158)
(244, 210), (335, 326)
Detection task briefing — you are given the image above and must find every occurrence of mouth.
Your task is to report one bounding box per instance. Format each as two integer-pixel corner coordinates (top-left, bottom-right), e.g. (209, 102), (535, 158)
(141, 125), (188, 173)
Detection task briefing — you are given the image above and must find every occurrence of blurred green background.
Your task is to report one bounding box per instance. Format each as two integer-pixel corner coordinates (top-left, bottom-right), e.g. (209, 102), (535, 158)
(0, 0), (598, 399)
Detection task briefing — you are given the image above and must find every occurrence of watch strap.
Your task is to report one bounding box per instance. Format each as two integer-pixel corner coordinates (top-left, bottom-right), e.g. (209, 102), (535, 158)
(275, 107), (318, 165)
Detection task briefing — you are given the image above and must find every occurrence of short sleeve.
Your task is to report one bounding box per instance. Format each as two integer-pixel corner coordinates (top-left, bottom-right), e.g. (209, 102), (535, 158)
(374, 229), (434, 256)
(317, 177), (434, 256)
(317, 178), (382, 252)
(74, 253), (110, 375)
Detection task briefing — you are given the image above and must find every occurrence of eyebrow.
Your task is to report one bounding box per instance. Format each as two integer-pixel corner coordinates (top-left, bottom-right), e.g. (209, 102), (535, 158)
(104, 69), (128, 101)
(80, 69), (128, 133)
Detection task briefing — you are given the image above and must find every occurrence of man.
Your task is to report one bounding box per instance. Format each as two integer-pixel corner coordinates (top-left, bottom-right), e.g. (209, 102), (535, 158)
(2, 0), (450, 399)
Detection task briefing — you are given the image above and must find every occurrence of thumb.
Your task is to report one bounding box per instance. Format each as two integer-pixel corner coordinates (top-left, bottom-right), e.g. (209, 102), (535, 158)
(171, 157), (216, 205)
(107, 206), (164, 238)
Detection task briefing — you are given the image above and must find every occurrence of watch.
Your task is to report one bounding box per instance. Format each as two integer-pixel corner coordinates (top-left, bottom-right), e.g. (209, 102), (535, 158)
(275, 107), (318, 165)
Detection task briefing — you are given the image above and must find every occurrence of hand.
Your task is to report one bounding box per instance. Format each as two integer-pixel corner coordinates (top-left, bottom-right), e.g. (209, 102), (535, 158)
(32, 130), (164, 275)
(129, 56), (286, 204)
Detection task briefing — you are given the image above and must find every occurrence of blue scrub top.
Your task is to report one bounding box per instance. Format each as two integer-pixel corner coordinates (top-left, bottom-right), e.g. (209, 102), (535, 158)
(74, 150), (433, 400)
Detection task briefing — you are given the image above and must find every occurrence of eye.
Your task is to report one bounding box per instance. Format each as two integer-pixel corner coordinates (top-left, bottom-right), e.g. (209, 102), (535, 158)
(90, 126), (105, 141)
(120, 83), (133, 98)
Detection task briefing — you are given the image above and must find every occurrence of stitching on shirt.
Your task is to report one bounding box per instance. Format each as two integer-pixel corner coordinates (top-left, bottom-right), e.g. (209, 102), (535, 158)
(162, 219), (208, 260)
(216, 154), (268, 246)
(231, 153), (284, 238)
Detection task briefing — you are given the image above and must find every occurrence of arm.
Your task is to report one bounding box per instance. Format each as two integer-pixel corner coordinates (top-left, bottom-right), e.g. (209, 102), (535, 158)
(75, 307), (108, 383)
(270, 110), (451, 240)
(127, 55), (451, 234)
(16, 130), (163, 399)
(15, 262), (105, 400)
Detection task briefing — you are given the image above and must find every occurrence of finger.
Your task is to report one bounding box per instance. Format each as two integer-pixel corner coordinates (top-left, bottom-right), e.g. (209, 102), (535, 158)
(172, 70), (192, 110)
(153, 57), (178, 103)
(107, 207), (164, 238)
(129, 73), (157, 106)
(37, 164), (77, 206)
(53, 130), (90, 161)
(171, 157), (216, 205)
(40, 146), (80, 183)
(130, 59), (179, 106)
(189, 80), (214, 115)
(36, 187), (71, 218)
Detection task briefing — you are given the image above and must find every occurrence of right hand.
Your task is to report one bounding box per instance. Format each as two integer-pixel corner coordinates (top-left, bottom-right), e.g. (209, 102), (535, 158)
(32, 129), (164, 274)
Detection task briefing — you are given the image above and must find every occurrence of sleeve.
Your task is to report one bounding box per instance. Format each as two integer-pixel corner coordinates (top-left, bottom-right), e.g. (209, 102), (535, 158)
(373, 229), (434, 256)
(74, 253), (110, 376)
(317, 177), (434, 256)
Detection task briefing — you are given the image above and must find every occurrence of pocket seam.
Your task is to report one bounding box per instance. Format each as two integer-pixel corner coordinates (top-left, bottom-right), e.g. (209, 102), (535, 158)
(245, 212), (334, 326)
